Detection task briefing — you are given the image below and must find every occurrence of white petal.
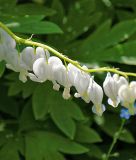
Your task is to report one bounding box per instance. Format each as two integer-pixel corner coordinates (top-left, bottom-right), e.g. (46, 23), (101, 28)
(20, 47), (35, 70)
(53, 64), (69, 87)
(36, 47), (50, 60)
(48, 56), (63, 80)
(33, 58), (48, 81)
(88, 80), (103, 105)
(28, 73), (43, 82)
(103, 72), (118, 102)
(68, 63), (80, 85)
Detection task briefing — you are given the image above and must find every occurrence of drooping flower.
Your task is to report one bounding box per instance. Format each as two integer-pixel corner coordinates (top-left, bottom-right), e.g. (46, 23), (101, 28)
(67, 63), (80, 86)
(118, 81), (136, 115)
(47, 56), (63, 91)
(20, 47), (37, 70)
(87, 79), (105, 116)
(103, 73), (128, 107)
(53, 64), (71, 99)
(73, 66), (91, 103)
(28, 57), (49, 83)
(5, 48), (28, 82)
(103, 73), (119, 107)
(29, 56), (62, 91)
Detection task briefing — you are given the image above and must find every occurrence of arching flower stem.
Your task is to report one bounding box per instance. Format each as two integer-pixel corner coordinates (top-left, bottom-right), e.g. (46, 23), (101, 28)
(1, 21), (136, 78)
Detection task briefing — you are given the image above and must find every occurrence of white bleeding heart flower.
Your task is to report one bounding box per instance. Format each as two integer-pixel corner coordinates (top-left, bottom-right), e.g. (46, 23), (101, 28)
(29, 56), (62, 91)
(113, 74), (128, 87)
(103, 73), (128, 107)
(53, 64), (71, 99)
(20, 47), (36, 70)
(87, 79), (105, 116)
(67, 63), (80, 86)
(20, 47), (50, 71)
(73, 66), (90, 103)
(28, 58), (49, 83)
(5, 48), (28, 82)
(103, 73), (119, 107)
(47, 56), (63, 91)
(48, 56), (63, 80)
(118, 81), (136, 115)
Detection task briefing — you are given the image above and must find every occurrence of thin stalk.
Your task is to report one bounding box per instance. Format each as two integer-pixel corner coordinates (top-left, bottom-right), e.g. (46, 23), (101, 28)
(105, 119), (126, 160)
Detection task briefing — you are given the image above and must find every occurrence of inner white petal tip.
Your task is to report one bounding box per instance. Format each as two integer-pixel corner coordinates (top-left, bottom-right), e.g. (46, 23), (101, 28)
(108, 98), (120, 107)
(74, 93), (81, 98)
(53, 83), (60, 91)
(92, 104), (106, 116)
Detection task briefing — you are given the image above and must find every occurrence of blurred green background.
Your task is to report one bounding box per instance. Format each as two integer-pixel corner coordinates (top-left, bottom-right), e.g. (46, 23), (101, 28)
(0, 0), (136, 160)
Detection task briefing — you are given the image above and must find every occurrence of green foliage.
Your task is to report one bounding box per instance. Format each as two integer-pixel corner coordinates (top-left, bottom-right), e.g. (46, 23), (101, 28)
(33, 82), (85, 139)
(26, 131), (88, 160)
(0, 0), (136, 159)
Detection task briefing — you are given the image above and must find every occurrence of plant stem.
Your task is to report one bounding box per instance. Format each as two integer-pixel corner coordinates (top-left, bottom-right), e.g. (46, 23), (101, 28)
(104, 119), (126, 160)
(1, 21), (136, 78)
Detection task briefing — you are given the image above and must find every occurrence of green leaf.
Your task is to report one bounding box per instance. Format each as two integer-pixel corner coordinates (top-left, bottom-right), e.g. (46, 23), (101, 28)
(0, 132), (24, 160)
(87, 145), (103, 159)
(120, 129), (135, 143)
(7, 75), (38, 98)
(0, 86), (19, 118)
(75, 124), (102, 143)
(94, 40), (136, 65)
(25, 131), (89, 160)
(75, 19), (136, 63)
(0, 2), (55, 17)
(0, 15), (44, 24)
(9, 21), (63, 34)
(33, 82), (85, 139)
(0, 61), (5, 77)
(19, 102), (43, 131)
(8, 81), (23, 96)
(64, 0), (101, 40)
(52, 0), (101, 41)
(13, 3), (55, 16)
(0, 0), (16, 8)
